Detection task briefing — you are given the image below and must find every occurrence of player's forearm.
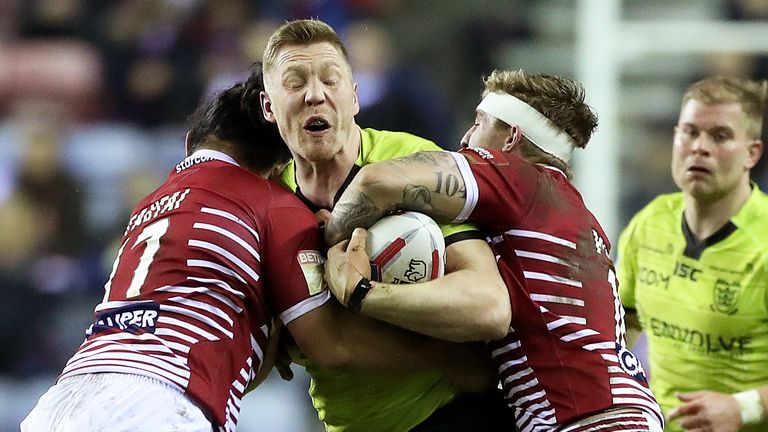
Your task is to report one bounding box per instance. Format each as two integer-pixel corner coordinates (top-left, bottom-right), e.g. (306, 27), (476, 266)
(360, 270), (510, 342)
(291, 301), (479, 377)
(326, 152), (466, 245)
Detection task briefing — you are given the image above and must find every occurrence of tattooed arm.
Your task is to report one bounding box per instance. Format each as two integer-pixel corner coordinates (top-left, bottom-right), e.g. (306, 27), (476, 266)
(325, 151), (512, 342)
(326, 151), (468, 246)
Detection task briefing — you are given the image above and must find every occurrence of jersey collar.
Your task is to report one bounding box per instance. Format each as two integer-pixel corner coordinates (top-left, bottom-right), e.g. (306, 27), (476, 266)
(186, 149), (239, 166)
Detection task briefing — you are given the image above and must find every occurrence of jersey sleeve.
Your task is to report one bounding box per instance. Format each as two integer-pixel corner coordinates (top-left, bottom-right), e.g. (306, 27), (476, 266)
(616, 215), (640, 310)
(450, 148), (537, 226)
(262, 198), (330, 325)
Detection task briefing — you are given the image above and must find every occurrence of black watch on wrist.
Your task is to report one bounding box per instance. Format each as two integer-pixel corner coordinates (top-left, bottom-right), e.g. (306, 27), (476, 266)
(348, 278), (373, 313)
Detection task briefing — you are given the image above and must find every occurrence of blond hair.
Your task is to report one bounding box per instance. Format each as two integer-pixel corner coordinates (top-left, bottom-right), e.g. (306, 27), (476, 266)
(262, 19), (349, 78)
(482, 70), (598, 176)
(682, 77), (767, 140)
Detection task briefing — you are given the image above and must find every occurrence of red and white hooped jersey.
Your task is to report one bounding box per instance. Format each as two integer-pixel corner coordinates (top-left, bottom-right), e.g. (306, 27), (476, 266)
(450, 148), (663, 431)
(59, 150), (329, 431)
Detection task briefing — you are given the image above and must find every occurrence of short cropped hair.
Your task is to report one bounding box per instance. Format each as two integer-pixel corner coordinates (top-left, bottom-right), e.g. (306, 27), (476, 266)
(682, 77), (767, 140)
(187, 64), (290, 172)
(262, 19), (350, 78)
(483, 69), (598, 150)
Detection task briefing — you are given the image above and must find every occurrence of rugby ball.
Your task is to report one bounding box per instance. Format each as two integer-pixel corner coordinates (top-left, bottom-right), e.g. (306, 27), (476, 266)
(366, 211), (445, 284)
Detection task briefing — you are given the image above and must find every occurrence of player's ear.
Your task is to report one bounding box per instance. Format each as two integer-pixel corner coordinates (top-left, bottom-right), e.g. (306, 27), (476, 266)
(745, 139), (763, 170)
(502, 125), (523, 153)
(184, 131), (192, 156)
(352, 81), (360, 116)
(260, 91), (277, 123)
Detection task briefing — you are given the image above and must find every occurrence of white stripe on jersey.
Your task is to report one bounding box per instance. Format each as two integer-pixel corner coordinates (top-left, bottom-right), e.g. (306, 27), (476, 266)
(158, 316), (218, 341)
(67, 351), (191, 379)
(145, 327), (199, 344)
(67, 338), (183, 367)
(508, 377), (540, 395)
(279, 291), (332, 325)
(163, 340), (191, 354)
(491, 340), (521, 356)
(186, 277), (245, 299)
(251, 332), (263, 366)
(530, 294), (585, 307)
(560, 329), (599, 342)
(95, 299), (154, 312)
(160, 304), (234, 339)
(201, 207), (260, 242)
(515, 250), (576, 267)
(448, 152), (478, 223)
(168, 296), (234, 326)
(188, 240), (260, 284)
(524, 271), (582, 288)
(156, 285), (243, 313)
(582, 342), (616, 351)
(545, 318), (571, 330)
(498, 355), (529, 373)
(502, 368), (534, 385)
(609, 378), (656, 398)
(560, 315), (587, 325)
(187, 260), (247, 285)
(193, 222), (261, 262)
(504, 229), (576, 249)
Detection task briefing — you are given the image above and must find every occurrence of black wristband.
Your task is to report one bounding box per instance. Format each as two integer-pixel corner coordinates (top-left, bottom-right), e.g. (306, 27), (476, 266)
(348, 278), (373, 313)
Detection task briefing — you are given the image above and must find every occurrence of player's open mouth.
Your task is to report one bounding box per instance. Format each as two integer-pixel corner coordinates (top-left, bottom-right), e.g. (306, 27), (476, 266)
(687, 166), (711, 174)
(304, 117), (331, 133)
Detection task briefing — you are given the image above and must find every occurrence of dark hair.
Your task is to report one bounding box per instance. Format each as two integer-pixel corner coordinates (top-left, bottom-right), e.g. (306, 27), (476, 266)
(186, 63), (290, 172)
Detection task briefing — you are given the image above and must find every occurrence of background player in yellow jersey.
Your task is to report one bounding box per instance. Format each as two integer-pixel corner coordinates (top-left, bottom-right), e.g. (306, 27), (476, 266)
(617, 77), (768, 432)
(249, 18), (513, 432)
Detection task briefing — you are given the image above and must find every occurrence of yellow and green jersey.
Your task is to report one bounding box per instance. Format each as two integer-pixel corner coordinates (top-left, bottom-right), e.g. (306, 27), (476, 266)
(617, 185), (768, 432)
(281, 127), (481, 432)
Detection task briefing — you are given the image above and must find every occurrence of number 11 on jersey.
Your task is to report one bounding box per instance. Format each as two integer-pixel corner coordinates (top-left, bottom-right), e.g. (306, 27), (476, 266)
(103, 218), (170, 301)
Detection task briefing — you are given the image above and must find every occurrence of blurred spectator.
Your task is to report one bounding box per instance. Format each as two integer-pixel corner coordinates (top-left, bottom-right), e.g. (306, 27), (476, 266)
(347, 19), (457, 147)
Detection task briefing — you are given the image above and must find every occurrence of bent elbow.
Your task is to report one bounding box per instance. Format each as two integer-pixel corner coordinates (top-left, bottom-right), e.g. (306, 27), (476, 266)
(486, 304), (511, 341)
(477, 287), (511, 341)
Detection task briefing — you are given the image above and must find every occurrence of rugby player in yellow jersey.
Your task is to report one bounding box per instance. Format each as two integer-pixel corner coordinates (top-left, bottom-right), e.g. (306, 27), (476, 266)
(249, 19), (513, 432)
(618, 77), (768, 432)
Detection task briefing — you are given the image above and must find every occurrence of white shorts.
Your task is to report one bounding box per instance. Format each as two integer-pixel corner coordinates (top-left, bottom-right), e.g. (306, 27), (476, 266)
(558, 407), (663, 432)
(21, 373), (214, 432)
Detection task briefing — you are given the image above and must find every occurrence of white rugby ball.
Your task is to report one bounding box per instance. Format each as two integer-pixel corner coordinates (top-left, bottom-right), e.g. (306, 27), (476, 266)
(366, 211), (446, 284)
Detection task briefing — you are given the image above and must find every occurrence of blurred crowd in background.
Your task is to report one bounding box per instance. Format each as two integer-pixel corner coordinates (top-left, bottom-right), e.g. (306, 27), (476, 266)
(1, 0), (767, 430)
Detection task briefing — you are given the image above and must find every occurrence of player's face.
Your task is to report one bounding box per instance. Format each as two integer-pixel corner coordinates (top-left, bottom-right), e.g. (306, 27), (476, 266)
(671, 99), (759, 202)
(461, 111), (509, 150)
(262, 42), (360, 163)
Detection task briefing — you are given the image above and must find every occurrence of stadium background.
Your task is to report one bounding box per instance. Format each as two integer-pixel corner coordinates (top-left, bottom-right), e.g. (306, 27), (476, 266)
(1, 0), (767, 430)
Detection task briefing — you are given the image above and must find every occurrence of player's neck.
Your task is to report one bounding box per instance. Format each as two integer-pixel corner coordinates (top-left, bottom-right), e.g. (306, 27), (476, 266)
(294, 132), (361, 209)
(683, 181), (752, 240)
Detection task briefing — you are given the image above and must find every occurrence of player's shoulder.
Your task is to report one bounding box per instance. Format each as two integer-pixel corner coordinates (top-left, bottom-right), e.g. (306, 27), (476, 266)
(735, 184), (768, 240)
(619, 192), (683, 249)
(629, 192), (684, 226)
(360, 128), (441, 162)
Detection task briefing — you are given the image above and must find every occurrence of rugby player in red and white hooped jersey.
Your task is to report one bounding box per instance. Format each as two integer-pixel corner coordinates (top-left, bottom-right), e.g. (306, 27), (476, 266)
(325, 70), (665, 432)
(21, 80), (493, 432)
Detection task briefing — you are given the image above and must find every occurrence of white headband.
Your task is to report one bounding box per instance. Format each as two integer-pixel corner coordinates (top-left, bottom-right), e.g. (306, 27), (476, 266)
(476, 92), (575, 163)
